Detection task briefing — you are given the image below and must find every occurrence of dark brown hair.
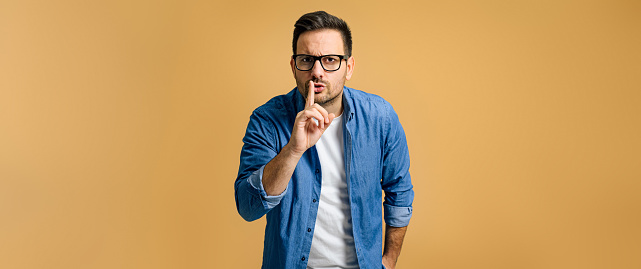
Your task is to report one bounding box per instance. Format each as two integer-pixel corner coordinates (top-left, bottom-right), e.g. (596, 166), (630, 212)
(293, 11), (352, 57)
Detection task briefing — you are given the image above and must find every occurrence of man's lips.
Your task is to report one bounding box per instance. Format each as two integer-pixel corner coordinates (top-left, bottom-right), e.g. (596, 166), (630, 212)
(313, 83), (326, 93)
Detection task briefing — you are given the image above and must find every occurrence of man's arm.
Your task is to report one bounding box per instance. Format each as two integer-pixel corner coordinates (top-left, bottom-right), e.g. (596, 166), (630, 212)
(261, 143), (303, 196)
(262, 81), (335, 196)
(382, 225), (408, 269)
(380, 102), (414, 267)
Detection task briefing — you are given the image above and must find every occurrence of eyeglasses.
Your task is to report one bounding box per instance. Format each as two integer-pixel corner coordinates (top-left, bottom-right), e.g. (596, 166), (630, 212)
(292, 54), (348, 72)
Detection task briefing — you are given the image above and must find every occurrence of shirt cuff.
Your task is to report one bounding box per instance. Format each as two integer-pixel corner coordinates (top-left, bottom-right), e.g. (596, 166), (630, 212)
(384, 204), (413, 227)
(247, 165), (288, 209)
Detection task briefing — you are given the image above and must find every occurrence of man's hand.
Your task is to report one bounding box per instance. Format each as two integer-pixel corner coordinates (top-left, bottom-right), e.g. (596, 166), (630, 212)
(288, 80), (336, 156)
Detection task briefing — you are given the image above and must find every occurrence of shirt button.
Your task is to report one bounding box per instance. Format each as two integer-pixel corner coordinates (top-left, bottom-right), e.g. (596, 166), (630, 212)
(307, 228), (311, 232)
(312, 199), (317, 203)
(315, 169), (320, 173)
(301, 257), (306, 261)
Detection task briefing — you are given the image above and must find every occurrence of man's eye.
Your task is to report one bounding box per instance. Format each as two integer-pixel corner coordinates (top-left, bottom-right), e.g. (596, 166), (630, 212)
(324, 57), (336, 62)
(301, 57), (313, 62)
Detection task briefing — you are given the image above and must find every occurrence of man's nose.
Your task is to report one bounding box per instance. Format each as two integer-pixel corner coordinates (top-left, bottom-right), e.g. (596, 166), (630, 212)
(310, 59), (325, 78)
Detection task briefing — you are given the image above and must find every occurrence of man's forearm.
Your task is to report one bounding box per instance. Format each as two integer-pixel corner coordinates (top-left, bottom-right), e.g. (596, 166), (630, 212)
(262, 143), (303, 196)
(382, 224), (408, 268)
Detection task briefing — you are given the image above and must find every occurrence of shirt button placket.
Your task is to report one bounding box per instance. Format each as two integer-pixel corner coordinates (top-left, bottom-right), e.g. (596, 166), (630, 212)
(308, 167), (318, 265)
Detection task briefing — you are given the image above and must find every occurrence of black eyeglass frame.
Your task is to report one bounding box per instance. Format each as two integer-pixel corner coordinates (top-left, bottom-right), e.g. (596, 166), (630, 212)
(292, 54), (349, 72)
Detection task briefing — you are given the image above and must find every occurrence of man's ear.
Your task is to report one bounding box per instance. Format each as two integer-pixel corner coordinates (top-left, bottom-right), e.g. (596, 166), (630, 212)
(345, 56), (355, 80)
(290, 58), (296, 76)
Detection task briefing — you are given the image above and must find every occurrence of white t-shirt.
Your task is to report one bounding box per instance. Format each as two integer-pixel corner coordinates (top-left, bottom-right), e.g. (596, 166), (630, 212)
(307, 114), (359, 269)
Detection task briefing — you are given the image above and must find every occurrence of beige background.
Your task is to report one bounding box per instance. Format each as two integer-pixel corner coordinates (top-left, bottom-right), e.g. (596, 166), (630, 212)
(1, 0), (640, 268)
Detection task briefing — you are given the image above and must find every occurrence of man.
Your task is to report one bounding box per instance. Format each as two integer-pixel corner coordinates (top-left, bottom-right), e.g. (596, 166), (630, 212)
(234, 11), (414, 269)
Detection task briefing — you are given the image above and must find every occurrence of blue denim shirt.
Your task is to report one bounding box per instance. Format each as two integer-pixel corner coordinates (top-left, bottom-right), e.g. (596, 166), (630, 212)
(235, 87), (414, 269)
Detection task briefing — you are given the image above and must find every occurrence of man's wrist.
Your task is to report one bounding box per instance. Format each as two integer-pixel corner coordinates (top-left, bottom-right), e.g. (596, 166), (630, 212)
(283, 143), (305, 159)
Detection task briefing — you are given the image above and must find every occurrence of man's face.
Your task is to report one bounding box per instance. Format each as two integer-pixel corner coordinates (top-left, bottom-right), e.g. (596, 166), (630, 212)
(291, 29), (354, 108)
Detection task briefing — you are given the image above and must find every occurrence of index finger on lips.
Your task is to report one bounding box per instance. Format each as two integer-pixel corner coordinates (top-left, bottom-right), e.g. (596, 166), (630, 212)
(306, 81), (314, 108)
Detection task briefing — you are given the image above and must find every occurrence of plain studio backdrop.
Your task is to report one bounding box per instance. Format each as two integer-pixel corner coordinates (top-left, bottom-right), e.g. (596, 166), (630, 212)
(1, 0), (639, 268)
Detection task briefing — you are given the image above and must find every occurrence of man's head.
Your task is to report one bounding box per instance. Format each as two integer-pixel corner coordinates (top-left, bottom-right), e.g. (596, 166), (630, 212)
(291, 11), (355, 114)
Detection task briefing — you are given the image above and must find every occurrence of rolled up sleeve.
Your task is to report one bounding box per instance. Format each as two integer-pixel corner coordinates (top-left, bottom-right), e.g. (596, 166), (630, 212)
(384, 204), (413, 227)
(247, 165), (288, 209)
